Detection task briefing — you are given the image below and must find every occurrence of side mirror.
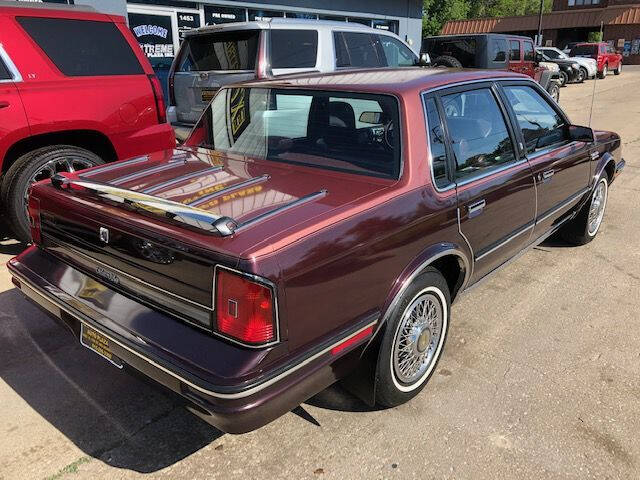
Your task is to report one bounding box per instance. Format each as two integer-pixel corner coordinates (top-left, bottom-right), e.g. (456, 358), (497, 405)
(418, 52), (431, 66)
(359, 111), (384, 124)
(569, 125), (595, 143)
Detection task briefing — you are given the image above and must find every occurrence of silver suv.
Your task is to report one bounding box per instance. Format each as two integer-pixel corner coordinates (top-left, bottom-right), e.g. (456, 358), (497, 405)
(166, 19), (420, 136)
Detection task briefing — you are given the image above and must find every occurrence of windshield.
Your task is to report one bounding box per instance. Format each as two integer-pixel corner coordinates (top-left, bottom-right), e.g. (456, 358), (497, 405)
(186, 88), (401, 179)
(177, 30), (260, 72)
(570, 45), (597, 56)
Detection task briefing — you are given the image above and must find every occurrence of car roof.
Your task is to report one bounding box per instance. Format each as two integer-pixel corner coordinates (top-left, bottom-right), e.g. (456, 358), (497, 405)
(185, 18), (392, 37)
(236, 67), (529, 96)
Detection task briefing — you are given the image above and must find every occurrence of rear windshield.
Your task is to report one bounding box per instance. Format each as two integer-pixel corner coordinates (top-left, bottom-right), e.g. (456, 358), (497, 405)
(17, 17), (143, 76)
(187, 88), (400, 179)
(177, 30), (260, 72)
(570, 45), (597, 56)
(424, 38), (477, 67)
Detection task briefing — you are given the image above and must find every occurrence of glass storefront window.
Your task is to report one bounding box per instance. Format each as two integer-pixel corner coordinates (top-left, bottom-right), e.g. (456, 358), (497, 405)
(285, 12), (318, 19)
(248, 9), (284, 21)
(372, 19), (399, 34)
(204, 6), (246, 25)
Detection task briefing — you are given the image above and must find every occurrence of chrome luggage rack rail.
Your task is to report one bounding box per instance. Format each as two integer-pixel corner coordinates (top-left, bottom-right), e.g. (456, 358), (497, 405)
(50, 173), (327, 237)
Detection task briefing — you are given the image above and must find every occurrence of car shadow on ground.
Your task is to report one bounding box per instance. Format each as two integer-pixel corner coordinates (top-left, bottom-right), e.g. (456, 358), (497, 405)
(0, 217), (25, 256)
(0, 288), (223, 473)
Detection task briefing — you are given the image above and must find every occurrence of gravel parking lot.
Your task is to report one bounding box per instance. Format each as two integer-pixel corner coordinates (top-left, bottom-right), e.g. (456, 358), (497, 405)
(1, 68), (639, 480)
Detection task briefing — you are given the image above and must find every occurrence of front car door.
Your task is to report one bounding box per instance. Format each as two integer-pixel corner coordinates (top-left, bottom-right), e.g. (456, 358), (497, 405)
(498, 81), (591, 236)
(508, 39), (523, 74)
(522, 40), (536, 78)
(430, 83), (536, 282)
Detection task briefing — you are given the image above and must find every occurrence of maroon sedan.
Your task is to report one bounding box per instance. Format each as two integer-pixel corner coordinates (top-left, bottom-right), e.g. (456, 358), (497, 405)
(8, 68), (625, 433)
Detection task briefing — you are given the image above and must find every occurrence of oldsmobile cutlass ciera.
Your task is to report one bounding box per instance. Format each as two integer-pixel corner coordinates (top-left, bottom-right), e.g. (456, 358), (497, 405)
(8, 68), (625, 433)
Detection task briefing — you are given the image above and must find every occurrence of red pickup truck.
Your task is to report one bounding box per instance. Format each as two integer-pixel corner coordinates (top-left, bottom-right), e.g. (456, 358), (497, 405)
(570, 42), (622, 79)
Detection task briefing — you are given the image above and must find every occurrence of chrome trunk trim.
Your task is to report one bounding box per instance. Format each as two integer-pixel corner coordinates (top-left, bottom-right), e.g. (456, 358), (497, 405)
(143, 166), (223, 194)
(188, 174), (270, 207)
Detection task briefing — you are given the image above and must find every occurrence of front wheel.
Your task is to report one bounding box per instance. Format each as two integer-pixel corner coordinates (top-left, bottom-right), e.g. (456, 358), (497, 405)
(577, 67), (587, 83)
(561, 174), (608, 245)
(547, 82), (560, 103)
(375, 268), (450, 407)
(1, 145), (104, 243)
(559, 70), (568, 87)
(598, 64), (608, 79)
(614, 62), (622, 75)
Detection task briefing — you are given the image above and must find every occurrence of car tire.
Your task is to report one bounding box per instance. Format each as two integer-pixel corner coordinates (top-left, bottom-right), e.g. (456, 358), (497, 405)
(614, 62), (622, 75)
(559, 70), (568, 87)
(598, 64), (608, 79)
(547, 82), (560, 103)
(375, 268), (450, 407)
(431, 55), (463, 68)
(577, 67), (587, 83)
(561, 174), (608, 246)
(1, 145), (104, 243)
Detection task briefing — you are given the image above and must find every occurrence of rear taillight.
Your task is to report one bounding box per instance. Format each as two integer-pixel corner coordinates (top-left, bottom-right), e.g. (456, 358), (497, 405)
(215, 268), (276, 346)
(27, 193), (41, 245)
(168, 69), (176, 107)
(147, 74), (167, 124)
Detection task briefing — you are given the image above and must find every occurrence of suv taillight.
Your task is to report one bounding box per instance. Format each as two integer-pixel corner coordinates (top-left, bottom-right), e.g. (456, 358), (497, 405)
(147, 74), (167, 124)
(215, 268), (276, 346)
(27, 193), (41, 245)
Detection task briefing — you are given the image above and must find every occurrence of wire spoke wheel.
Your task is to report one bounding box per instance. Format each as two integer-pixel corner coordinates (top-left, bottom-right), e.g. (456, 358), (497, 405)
(588, 179), (607, 236)
(392, 292), (444, 385)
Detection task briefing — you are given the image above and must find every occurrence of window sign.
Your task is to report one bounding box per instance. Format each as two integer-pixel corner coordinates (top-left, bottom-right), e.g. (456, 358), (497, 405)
(248, 9), (284, 21)
(204, 6), (246, 25)
(177, 12), (200, 41)
(129, 13), (174, 60)
(372, 19), (399, 34)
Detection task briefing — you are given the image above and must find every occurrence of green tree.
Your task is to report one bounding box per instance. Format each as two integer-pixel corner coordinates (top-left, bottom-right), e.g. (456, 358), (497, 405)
(422, 0), (470, 37)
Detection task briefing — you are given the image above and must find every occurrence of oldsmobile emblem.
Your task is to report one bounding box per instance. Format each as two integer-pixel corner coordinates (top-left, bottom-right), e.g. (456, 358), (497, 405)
(99, 227), (110, 244)
(96, 267), (120, 285)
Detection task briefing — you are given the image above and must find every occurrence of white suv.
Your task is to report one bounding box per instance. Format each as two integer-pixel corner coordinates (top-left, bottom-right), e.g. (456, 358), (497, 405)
(166, 18), (421, 137)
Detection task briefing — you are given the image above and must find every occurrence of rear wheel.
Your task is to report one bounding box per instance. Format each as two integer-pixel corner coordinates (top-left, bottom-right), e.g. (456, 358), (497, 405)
(1, 145), (104, 243)
(375, 268), (450, 407)
(431, 55), (463, 68)
(614, 62), (622, 75)
(561, 174), (608, 245)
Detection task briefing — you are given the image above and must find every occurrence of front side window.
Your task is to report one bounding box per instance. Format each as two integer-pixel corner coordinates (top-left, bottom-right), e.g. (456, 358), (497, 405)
(441, 88), (516, 180)
(188, 88), (400, 178)
(17, 17), (143, 76)
(503, 85), (567, 154)
(523, 42), (535, 61)
(424, 97), (450, 189)
(334, 32), (384, 68)
(271, 30), (318, 68)
(379, 36), (416, 67)
(510, 40), (521, 61)
(177, 30), (259, 72)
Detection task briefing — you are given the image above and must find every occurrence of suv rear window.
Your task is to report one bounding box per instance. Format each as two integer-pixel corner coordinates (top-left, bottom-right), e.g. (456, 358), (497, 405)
(570, 45), (597, 56)
(271, 30), (317, 68)
(177, 30), (260, 72)
(17, 17), (143, 76)
(190, 88), (400, 179)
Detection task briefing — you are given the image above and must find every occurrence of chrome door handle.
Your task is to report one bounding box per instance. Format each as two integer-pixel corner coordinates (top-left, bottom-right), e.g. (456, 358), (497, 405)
(542, 170), (555, 180)
(467, 199), (486, 217)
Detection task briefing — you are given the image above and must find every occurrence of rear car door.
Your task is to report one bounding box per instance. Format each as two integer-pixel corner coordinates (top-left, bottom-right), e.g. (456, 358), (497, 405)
(435, 83), (536, 282)
(171, 29), (261, 125)
(498, 81), (591, 235)
(0, 49), (29, 162)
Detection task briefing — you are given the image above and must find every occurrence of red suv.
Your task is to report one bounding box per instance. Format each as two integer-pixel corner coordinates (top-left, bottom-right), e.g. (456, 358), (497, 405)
(570, 42), (622, 79)
(0, 3), (175, 241)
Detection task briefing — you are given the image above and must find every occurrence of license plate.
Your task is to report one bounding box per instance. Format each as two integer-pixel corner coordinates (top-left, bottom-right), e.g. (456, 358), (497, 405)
(80, 324), (123, 369)
(201, 88), (218, 102)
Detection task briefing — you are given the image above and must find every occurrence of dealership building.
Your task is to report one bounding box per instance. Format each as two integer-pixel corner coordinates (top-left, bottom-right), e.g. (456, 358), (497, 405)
(441, 0), (640, 64)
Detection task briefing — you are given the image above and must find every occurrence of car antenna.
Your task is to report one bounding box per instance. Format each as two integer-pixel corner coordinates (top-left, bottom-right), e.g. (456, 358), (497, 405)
(588, 21), (604, 128)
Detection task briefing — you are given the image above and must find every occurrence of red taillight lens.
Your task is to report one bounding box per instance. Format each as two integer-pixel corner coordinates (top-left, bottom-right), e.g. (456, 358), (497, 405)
(148, 74), (167, 124)
(27, 193), (41, 245)
(215, 269), (276, 345)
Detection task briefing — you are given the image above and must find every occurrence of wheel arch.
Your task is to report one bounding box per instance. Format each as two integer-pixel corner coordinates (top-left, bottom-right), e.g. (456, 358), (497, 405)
(1, 130), (118, 176)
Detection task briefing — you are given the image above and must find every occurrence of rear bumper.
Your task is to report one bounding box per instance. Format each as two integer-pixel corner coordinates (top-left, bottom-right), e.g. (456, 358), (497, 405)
(7, 247), (375, 433)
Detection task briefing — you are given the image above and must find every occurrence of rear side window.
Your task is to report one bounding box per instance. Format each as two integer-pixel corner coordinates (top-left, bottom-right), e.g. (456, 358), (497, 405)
(424, 38), (476, 67)
(491, 39), (508, 63)
(0, 59), (10, 80)
(523, 42), (535, 61)
(424, 97), (450, 189)
(17, 17), (143, 76)
(441, 88), (516, 179)
(334, 32), (384, 68)
(509, 41), (521, 61)
(178, 30), (259, 72)
(271, 30), (317, 68)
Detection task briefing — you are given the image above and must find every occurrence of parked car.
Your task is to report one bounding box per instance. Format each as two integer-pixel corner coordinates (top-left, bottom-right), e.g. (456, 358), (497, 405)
(562, 42), (580, 55)
(9, 68), (625, 433)
(535, 48), (582, 86)
(167, 18), (423, 138)
(0, 2), (175, 242)
(422, 33), (561, 101)
(570, 42), (622, 79)
(537, 46), (597, 80)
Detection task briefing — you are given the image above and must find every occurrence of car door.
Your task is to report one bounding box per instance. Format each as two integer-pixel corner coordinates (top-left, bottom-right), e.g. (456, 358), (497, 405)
(498, 81), (592, 236)
(522, 40), (536, 78)
(605, 45), (620, 69)
(0, 50), (29, 160)
(377, 34), (418, 67)
(434, 83), (536, 282)
(508, 39), (523, 74)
